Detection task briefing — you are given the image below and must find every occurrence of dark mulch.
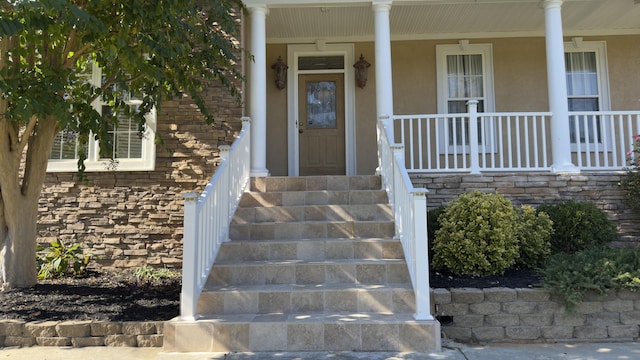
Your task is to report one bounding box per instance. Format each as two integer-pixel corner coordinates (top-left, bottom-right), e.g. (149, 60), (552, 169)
(0, 269), (181, 322)
(0, 268), (541, 322)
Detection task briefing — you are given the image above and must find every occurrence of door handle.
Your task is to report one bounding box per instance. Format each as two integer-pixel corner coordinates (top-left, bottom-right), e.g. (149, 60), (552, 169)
(299, 129), (304, 134)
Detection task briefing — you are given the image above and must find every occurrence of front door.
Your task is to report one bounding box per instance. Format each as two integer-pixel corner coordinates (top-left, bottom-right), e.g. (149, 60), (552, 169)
(298, 74), (346, 176)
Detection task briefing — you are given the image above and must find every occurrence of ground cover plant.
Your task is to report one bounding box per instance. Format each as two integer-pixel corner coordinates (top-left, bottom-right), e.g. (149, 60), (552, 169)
(539, 246), (640, 311)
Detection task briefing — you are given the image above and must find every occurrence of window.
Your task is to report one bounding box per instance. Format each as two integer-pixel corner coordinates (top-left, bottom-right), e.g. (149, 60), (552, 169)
(565, 39), (610, 146)
(47, 63), (156, 172)
(436, 42), (495, 149)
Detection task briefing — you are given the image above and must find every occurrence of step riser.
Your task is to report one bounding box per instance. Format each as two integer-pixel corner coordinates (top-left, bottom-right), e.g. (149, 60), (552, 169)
(164, 318), (440, 352)
(233, 204), (393, 223)
(207, 262), (411, 287)
(216, 240), (404, 262)
(229, 221), (395, 240)
(250, 175), (382, 193)
(197, 288), (416, 315)
(238, 190), (389, 208)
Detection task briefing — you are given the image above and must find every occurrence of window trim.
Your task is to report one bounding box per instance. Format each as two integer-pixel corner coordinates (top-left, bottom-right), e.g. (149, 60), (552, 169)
(564, 39), (611, 151)
(436, 42), (496, 153)
(47, 63), (156, 173)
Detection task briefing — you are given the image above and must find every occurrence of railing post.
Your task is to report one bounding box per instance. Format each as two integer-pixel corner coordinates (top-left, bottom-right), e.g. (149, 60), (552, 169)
(411, 189), (433, 320)
(180, 193), (199, 320)
(219, 145), (232, 238)
(467, 100), (481, 174)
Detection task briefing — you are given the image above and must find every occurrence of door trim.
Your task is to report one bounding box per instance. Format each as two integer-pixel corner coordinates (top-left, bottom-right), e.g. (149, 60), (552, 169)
(287, 43), (356, 176)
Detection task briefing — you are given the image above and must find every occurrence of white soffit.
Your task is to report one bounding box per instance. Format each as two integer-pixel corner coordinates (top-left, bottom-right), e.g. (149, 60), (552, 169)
(243, 0), (640, 42)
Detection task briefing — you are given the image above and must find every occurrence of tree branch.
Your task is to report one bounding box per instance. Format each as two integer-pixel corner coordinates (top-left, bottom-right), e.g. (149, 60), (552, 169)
(63, 43), (94, 69)
(16, 116), (38, 155)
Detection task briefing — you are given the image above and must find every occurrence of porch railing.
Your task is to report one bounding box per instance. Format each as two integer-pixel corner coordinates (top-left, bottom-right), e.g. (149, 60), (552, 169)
(180, 117), (251, 320)
(395, 103), (640, 173)
(378, 116), (433, 321)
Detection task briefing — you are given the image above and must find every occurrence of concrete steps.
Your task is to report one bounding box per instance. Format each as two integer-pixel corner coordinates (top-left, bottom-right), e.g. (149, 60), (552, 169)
(163, 175), (440, 353)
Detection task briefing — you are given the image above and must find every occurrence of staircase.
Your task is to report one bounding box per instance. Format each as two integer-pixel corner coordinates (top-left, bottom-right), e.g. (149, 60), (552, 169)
(163, 175), (440, 353)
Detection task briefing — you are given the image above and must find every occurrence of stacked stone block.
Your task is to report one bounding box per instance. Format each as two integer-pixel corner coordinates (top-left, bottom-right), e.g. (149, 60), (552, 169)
(434, 288), (640, 343)
(38, 80), (243, 270)
(0, 321), (163, 347)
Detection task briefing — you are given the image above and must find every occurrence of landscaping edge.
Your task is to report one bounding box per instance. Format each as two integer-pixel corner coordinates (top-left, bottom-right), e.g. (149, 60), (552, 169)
(1, 287), (639, 348)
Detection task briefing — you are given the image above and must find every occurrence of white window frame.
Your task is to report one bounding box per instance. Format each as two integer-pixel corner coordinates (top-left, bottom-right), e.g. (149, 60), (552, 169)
(47, 63), (156, 172)
(436, 42), (496, 153)
(564, 39), (611, 151)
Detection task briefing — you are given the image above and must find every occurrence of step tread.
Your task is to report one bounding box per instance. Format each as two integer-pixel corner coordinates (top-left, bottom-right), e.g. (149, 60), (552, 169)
(202, 282), (414, 292)
(212, 258), (408, 266)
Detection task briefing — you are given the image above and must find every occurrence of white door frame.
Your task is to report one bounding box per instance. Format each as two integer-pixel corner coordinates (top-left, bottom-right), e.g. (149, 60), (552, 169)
(287, 43), (356, 176)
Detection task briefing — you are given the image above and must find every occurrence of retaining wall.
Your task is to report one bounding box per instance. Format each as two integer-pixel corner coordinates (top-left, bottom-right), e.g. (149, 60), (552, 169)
(434, 288), (640, 343)
(0, 320), (163, 348)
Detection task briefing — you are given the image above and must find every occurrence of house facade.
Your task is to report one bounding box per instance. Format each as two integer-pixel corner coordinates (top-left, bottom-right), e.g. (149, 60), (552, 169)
(38, 0), (640, 269)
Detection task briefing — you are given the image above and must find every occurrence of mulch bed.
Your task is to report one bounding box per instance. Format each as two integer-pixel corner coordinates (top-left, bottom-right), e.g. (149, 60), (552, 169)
(0, 268), (541, 322)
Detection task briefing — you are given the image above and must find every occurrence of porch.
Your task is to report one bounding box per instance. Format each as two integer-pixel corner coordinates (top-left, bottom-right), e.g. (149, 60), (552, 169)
(394, 105), (640, 174)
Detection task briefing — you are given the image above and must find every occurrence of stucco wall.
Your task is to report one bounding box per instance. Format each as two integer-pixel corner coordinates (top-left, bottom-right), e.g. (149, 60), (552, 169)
(265, 35), (640, 177)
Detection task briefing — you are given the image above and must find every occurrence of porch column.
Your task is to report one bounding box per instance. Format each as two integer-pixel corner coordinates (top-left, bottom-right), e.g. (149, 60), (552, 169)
(248, 5), (270, 177)
(543, 0), (578, 173)
(373, 1), (394, 132)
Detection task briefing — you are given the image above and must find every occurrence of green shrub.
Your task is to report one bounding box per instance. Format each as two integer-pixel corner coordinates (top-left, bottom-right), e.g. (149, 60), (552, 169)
(427, 206), (445, 242)
(432, 191), (521, 276)
(133, 264), (177, 283)
(515, 205), (553, 269)
(620, 134), (640, 213)
(36, 239), (92, 279)
(537, 200), (618, 253)
(539, 246), (640, 311)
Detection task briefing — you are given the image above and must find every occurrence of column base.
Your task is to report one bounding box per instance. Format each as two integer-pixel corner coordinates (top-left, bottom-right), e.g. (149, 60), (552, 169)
(551, 162), (580, 174)
(250, 168), (270, 177)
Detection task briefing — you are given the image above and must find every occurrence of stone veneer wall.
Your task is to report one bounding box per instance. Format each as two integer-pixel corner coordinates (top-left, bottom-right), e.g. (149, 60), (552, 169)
(434, 288), (640, 343)
(38, 82), (243, 269)
(0, 320), (163, 347)
(411, 172), (640, 245)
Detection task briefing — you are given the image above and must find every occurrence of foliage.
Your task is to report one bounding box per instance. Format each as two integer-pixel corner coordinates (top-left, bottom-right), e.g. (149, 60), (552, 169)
(0, 0), (243, 288)
(539, 246), (640, 311)
(620, 134), (640, 213)
(432, 191), (521, 276)
(36, 239), (92, 279)
(133, 264), (178, 284)
(537, 200), (618, 253)
(427, 206), (445, 261)
(515, 205), (553, 269)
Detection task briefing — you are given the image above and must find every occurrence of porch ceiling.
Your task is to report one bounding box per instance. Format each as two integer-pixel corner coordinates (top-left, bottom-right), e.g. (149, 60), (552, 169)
(247, 0), (640, 43)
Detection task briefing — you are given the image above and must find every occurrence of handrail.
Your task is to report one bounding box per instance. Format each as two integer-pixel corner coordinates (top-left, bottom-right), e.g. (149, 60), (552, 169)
(395, 108), (640, 173)
(180, 117), (251, 320)
(378, 115), (433, 321)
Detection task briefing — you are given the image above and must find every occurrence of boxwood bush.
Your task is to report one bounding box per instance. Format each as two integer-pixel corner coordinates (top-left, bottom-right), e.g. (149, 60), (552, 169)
(432, 191), (552, 276)
(537, 199), (618, 253)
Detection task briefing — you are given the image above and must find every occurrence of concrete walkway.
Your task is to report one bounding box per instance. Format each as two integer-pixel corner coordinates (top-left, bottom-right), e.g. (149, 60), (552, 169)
(1, 342), (639, 360)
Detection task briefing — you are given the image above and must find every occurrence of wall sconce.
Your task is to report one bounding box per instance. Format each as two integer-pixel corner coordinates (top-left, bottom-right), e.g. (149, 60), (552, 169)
(271, 56), (288, 90)
(353, 54), (371, 89)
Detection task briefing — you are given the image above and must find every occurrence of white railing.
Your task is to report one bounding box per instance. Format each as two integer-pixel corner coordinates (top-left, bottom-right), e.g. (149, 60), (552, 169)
(180, 117), (251, 320)
(395, 103), (640, 173)
(570, 111), (640, 170)
(378, 116), (433, 321)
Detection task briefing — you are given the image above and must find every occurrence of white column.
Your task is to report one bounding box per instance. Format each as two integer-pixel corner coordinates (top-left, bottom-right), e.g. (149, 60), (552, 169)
(248, 5), (270, 177)
(373, 1), (394, 131)
(544, 0), (578, 173)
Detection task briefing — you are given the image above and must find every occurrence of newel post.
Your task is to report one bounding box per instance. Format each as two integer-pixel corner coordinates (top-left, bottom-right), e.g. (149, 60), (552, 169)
(180, 193), (199, 320)
(412, 189), (433, 320)
(467, 100), (481, 174)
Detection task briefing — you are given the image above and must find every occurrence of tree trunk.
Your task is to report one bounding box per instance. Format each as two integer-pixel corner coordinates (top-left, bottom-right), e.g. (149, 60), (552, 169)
(0, 117), (58, 289)
(0, 196), (39, 289)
